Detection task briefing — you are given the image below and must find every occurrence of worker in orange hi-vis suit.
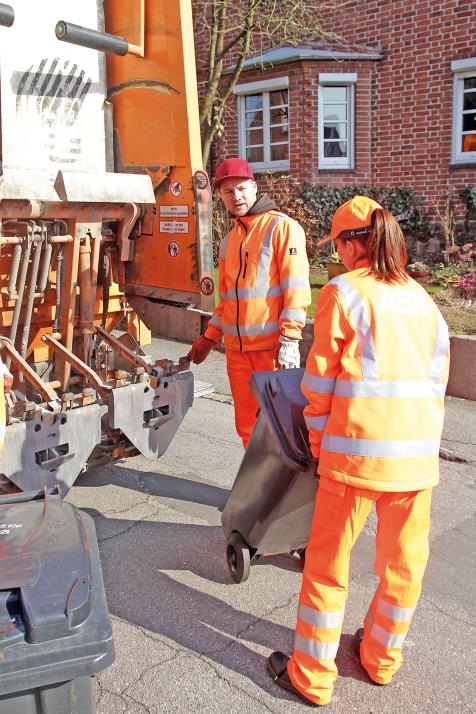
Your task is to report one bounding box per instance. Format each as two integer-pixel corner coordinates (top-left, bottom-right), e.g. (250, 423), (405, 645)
(188, 158), (311, 447)
(267, 196), (450, 707)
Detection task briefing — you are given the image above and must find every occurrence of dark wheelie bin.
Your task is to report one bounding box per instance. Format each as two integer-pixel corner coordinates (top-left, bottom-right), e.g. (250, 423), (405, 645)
(0, 487), (114, 713)
(221, 368), (318, 583)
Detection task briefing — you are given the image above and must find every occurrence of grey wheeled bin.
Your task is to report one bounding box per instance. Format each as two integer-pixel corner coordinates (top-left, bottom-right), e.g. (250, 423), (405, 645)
(222, 368), (318, 583)
(0, 487), (114, 713)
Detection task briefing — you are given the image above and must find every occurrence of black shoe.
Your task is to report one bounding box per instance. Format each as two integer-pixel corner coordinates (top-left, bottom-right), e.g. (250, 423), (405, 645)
(353, 627), (364, 659)
(353, 629), (388, 687)
(267, 651), (326, 707)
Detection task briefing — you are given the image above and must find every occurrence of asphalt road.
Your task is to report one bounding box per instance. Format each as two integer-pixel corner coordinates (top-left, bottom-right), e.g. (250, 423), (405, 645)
(66, 336), (476, 714)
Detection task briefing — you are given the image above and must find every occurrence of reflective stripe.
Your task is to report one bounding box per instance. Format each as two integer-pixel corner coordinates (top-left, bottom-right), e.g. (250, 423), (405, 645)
(220, 285), (282, 301)
(294, 634), (340, 660)
(429, 311), (450, 383)
(370, 623), (407, 649)
(252, 216), (283, 295)
(219, 231), (231, 261)
(280, 307), (306, 323)
(334, 379), (446, 399)
(282, 276), (310, 290)
(221, 321), (279, 336)
(302, 371), (336, 394)
(322, 434), (440, 458)
(331, 275), (379, 380)
(298, 603), (345, 629)
(209, 315), (221, 327)
(304, 414), (329, 432)
(377, 599), (415, 623)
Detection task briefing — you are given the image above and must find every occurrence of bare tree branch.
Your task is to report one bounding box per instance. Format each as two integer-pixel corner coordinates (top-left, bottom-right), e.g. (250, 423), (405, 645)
(195, 0), (345, 165)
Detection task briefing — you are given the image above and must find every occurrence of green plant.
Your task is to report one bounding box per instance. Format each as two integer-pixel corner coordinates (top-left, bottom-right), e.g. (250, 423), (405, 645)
(327, 249), (341, 263)
(460, 186), (476, 240)
(298, 183), (433, 264)
(407, 261), (430, 272)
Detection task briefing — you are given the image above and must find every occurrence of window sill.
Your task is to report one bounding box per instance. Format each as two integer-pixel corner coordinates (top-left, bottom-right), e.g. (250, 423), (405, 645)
(250, 163), (290, 174)
(318, 168), (355, 173)
(450, 161), (476, 169)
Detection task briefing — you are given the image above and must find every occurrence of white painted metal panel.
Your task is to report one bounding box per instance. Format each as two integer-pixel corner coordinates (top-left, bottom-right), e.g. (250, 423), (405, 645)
(0, 0), (106, 178)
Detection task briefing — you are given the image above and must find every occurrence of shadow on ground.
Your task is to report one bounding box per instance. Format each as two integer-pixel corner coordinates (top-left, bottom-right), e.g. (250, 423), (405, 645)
(84, 503), (369, 706)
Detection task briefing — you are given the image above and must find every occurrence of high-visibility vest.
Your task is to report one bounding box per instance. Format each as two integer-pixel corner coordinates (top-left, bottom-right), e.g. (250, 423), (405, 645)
(204, 210), (311, 351)
(302, 267), (450, 491)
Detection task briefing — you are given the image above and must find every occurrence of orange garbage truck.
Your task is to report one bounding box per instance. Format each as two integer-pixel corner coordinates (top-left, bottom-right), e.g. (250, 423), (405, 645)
(0, 0), (214, 495)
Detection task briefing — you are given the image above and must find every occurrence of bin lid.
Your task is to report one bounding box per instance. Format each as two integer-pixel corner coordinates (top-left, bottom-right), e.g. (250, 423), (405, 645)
(250, 369), (312, 470)
(0, 488), (92, 643)
(0, 488), (114, 695)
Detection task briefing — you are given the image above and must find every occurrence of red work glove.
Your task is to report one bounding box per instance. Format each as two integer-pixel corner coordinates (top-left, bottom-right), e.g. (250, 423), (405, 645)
(188, 336), (216, 365)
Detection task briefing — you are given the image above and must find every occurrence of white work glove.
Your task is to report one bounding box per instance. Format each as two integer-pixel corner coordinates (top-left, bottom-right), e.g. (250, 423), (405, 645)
(278, 335), (301, 369)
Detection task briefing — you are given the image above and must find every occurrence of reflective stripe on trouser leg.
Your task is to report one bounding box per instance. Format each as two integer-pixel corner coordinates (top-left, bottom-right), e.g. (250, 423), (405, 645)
(361, 488), (432, 685)
(287, 479), (376, 706)
(225, 348), (278, 448)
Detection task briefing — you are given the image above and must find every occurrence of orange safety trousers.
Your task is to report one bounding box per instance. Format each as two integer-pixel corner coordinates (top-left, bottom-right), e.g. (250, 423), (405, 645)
(287, 477), (432, 706)
(226, 347), (278, 448)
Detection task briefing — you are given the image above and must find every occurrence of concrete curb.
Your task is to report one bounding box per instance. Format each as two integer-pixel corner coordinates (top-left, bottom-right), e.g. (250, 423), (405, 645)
(446, 335), (476, 401)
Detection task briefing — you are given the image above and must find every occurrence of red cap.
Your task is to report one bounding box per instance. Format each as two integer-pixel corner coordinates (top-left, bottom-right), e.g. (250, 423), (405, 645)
(212, 158), (254, 189)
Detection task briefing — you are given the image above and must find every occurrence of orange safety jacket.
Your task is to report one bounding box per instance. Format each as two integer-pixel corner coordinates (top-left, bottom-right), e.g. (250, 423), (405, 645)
(204, 195), (311, 351)
(301, 267), (450, 492)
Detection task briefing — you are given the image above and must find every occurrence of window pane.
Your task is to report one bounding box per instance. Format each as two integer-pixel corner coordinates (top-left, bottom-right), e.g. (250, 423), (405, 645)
(270, 143), (289, 161)
(270, 107), (288, 124)
(270, 89), (288, 106)
(245, 94), (263, 110)
(271, 125), (289, 142)
(463, 92), (476, 111)
(323, 104), (347, 122)
(324, 141), (347, 158)
(246, 146), (264, 162)
(462, 133), (476, 152)
(463, 113), (476, 132)
(464, 77), (476, 90)
(245, 110), (263, 129)
(324, 123), (347, 140)
(246, 128), (263, 146)
(322, 86), (347, 102)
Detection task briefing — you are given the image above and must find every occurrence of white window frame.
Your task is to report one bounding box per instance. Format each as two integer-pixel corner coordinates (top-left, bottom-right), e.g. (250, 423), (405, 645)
(318, 73), (356, 170)
(451, 58), (476, 165)
(234, 76), (290, 172)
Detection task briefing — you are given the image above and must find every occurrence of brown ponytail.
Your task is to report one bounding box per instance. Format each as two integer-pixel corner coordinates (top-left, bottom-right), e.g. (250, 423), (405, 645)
(366, 208), (408, 283)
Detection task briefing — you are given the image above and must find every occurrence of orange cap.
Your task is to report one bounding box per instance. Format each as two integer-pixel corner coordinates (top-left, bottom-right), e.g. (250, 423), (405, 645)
(317, 195), (382, 247)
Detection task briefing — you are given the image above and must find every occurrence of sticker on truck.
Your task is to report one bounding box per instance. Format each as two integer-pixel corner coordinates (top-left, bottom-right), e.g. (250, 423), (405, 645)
(159, 205), (189, 217)
(160, 221), (188, 234)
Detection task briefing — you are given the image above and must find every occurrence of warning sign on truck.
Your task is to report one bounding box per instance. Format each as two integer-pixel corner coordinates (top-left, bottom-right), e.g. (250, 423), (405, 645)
(159, 205), (189, 218)
(159, 221), (189, 234)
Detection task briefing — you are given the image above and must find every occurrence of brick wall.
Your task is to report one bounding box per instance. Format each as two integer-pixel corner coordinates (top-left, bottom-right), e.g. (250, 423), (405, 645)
(193, 0), (476, 213)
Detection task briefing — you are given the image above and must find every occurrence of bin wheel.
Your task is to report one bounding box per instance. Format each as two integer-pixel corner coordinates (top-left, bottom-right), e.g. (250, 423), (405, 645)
(226, 532), (251, 583)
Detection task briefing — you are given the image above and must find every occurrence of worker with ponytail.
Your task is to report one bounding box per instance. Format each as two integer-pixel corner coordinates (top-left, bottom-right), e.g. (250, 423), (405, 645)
(267, 196), (450, 706)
